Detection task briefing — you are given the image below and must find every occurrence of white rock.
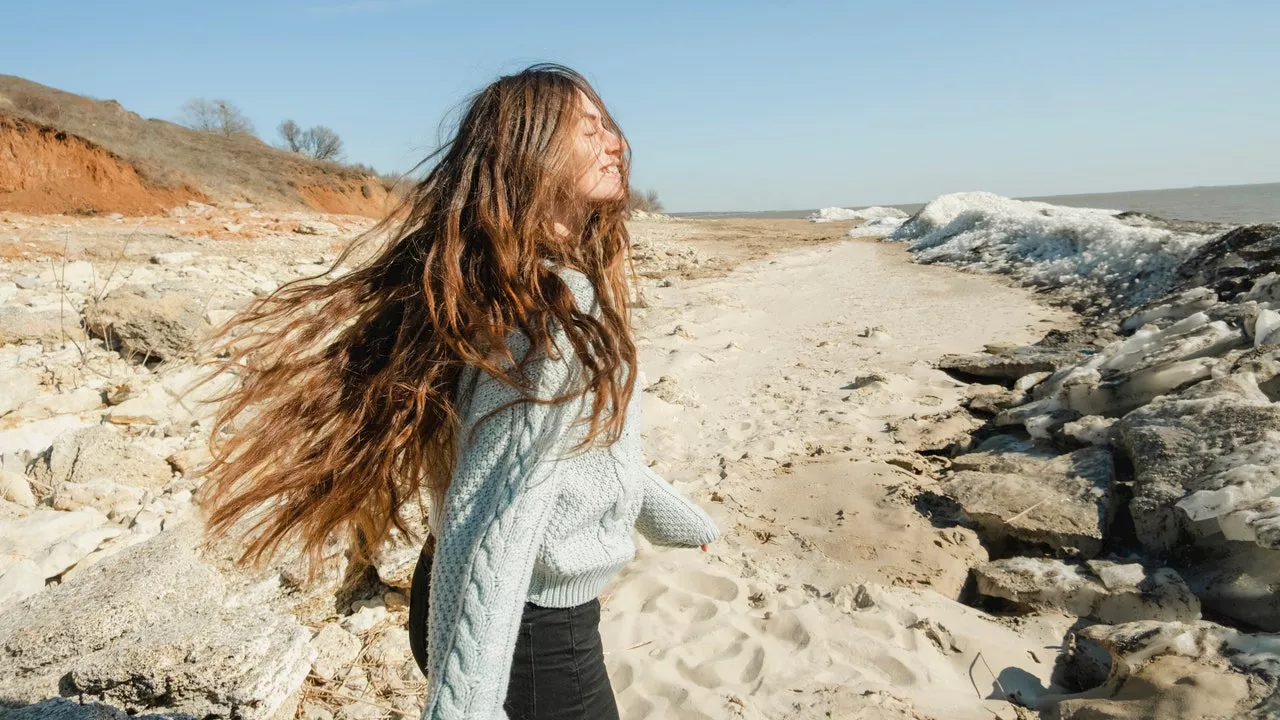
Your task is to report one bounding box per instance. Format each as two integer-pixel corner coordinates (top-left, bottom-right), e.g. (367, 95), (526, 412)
(310, 623), (362, 682)
(0, 559), (44, 610)
(0, 521), (315, 719)
(36, 525), (126, 578)
(107, 501), (144, 523)
(0, 414), (99, 457)
(0, 469), (36, 507)
(130, 509), (164, 536)
(58, 532), (149, 581)
(105, 395), (172, 425)
(9, 387), (104, 421)
(339, 605), (388, 635)
(52, 478), (147, 513)
(0, 368), (40, 416)
(30, 424), (174, 493)
(55, 261), (100, 293)
(0, 508), (108, 575)
(366, 626), (412, 667)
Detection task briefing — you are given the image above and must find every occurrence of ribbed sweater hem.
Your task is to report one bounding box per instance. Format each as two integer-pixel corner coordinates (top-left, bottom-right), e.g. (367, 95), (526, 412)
(526, 557), (631, 607)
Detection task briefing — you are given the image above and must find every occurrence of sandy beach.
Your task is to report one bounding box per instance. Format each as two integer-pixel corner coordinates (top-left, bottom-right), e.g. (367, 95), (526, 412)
(600, 218), (1074, 720)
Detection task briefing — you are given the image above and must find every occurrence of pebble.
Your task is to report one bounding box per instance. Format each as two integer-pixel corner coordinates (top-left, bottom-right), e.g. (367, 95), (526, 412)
(340, 605), (389, 635)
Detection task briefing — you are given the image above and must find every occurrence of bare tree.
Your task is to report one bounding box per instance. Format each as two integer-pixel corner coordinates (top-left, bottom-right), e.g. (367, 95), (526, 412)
(628, 188), (664, 214)
(276, 121), (345, 161)
(303, 126), (344, 161)
(179, 98), (255, 136)
(277, 119), (304, 152)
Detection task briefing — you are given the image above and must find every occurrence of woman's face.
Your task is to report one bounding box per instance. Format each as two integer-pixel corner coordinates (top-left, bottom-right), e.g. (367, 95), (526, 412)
(567, 91), (624, 203)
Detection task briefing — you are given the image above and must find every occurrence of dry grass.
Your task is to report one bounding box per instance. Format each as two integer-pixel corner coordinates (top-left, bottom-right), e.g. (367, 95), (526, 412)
(0, 75), (379, 210)
(295, 609), (427, 720)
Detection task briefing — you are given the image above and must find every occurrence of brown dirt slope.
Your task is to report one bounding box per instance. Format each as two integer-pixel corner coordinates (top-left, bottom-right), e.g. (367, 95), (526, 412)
(0, 115), (203, 215)
(0, 75), (394, 217)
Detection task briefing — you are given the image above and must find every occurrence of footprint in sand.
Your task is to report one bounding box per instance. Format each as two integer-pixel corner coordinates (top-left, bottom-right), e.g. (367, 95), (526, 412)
(610, 659), (636, 693)
(760, 609), (813, 651)
(643, 588), (719, 625)
(669, 567), (741, 603)
(673, 625), (766, 688)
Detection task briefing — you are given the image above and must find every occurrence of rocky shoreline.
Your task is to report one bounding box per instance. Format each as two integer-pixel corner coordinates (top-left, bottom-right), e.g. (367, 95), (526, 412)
(883, 193), (1280, 717)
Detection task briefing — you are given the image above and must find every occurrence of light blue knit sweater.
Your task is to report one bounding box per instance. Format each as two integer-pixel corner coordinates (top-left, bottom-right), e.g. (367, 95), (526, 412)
(421, 265), (721, 720)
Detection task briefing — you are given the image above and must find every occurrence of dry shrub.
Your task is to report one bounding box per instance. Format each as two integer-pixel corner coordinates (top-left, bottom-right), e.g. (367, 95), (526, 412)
(9, 90), (63, 123)
(628, 188), (664, 214)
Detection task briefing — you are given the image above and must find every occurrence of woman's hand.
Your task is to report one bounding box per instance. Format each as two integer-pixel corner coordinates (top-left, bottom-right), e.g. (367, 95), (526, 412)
(700, 543), (709, 552)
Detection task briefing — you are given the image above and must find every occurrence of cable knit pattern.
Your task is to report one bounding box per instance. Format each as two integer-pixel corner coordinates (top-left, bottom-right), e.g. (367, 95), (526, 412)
(420, 264), (720, 720)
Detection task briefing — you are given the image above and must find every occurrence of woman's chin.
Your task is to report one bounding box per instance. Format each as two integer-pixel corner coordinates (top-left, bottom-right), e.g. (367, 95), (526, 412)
(585, 189), (625, 205)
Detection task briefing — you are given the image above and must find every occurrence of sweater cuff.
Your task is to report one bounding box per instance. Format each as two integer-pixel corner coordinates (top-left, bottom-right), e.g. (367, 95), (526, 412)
(635, 464), (721, 547)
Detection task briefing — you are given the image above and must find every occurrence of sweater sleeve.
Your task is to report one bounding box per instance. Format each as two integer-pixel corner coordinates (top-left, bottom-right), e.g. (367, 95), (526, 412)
(634, 463), (721, 548)
(421, 296), (588, 719)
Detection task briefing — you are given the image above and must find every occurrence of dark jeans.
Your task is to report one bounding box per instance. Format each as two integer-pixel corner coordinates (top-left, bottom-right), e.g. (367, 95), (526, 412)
(409, 546), (621, 720)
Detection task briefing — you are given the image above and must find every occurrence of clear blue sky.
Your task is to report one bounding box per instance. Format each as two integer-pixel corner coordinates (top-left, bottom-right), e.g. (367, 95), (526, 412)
(4, 1), (1278, 213)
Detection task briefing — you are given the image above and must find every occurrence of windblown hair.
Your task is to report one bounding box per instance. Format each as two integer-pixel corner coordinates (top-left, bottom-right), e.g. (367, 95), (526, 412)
(187, 64), (638, 581)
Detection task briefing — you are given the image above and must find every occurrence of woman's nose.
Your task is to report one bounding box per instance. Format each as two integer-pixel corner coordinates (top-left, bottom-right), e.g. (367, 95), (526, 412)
(603, 130), (622, 156)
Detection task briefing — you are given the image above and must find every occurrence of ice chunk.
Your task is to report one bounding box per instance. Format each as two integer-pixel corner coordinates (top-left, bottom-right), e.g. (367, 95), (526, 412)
(974, 557), (1200, 623)
(890, 192), (1217, 306)
(1253, 308), (1280, 347)
(1121, 288), (1218, 332)
(847, 215), (908, 237)
(1175, 432), (1280, 526)
(808, 206), (908, 223)
(1241, 273), (1280, 304)
(1062, 415), (1117, 446)
(1217, 497), (1280, 548)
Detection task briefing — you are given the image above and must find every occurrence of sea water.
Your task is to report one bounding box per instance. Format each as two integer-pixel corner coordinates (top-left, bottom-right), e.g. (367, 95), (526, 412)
(680, 182), (1280, 225)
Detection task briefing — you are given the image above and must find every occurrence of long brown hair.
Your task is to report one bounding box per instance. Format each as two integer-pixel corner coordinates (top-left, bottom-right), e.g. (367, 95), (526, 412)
(187, 64), (639, 581)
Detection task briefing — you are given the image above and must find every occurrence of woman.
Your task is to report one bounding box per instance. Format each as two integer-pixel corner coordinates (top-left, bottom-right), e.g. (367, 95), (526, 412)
(191, 64), (720, 720)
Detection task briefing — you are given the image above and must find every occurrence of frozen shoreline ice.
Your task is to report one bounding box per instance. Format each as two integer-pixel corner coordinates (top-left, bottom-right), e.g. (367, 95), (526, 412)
(888, 191), (1222, 306)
